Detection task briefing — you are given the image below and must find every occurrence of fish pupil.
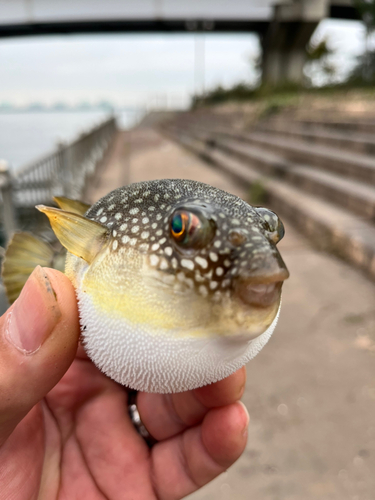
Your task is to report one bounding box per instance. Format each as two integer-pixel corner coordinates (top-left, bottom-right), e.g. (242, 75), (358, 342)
(171, 213), (185, 237)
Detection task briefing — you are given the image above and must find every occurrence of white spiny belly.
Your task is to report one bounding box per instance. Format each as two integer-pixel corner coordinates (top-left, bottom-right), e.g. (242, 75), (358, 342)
(77, 288), (281, 393)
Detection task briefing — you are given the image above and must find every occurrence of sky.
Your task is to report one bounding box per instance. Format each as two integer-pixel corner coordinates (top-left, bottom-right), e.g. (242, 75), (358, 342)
(0, 19), (368, 110)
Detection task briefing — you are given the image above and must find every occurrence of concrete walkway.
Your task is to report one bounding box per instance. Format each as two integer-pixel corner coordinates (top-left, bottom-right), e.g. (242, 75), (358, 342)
(89, 128), (375, 500)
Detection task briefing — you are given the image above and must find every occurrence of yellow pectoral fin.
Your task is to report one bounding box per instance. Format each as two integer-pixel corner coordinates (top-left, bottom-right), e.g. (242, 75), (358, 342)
(2, 232), (55, 303)
(53, 196), (91, 216)
(36, 205), (109, 264)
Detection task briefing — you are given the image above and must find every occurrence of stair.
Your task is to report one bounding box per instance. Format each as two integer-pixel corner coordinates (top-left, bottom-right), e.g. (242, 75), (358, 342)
(163, 114), (375, 282)
(257, 120), (375, 155)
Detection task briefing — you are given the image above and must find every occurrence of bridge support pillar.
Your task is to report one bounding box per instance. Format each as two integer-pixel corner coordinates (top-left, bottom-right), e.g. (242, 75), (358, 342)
(262, 0), (329, 86)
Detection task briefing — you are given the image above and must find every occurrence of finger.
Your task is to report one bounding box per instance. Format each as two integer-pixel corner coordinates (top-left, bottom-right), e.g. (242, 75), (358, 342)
(151, 401), (249, 500)
(0, 266), (80, 445)
(137, 367), (246, 441)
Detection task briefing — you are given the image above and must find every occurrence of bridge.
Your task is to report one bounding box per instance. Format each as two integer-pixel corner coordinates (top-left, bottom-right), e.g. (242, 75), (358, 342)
(0, 0), (361, 84)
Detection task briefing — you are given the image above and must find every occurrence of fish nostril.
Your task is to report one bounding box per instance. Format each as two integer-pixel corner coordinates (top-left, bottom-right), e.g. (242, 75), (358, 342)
(236, 280), (283, 308)
(228, 229), (247, 246)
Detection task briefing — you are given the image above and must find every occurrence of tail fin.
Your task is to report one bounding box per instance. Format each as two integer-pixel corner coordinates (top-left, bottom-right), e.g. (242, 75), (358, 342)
(2, 232), (55, 304)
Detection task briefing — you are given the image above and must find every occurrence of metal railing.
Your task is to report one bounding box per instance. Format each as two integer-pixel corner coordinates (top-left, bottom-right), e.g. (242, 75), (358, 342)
(0, 116), (117, 241)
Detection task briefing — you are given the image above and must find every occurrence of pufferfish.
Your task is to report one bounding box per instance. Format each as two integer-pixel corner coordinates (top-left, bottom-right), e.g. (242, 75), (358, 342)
(2, 179), (289, 393)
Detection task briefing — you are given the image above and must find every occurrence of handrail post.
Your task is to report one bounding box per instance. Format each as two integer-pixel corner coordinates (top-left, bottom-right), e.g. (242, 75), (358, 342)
(58, 142), (70, 197)
(0, 160), (17, 242)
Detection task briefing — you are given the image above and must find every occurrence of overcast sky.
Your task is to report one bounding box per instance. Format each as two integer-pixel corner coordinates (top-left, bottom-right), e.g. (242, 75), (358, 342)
(0, 19), (367, 109)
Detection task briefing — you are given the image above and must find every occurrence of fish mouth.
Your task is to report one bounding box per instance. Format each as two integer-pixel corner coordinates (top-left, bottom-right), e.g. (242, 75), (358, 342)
(234, 268), (289, 308)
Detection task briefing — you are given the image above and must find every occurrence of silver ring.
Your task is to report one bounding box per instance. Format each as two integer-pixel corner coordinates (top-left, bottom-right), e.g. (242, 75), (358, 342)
(128, 391), (156, 447)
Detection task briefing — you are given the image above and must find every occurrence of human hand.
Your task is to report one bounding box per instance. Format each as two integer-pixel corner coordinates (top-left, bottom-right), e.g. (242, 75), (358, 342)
(0, 266), (249, 500)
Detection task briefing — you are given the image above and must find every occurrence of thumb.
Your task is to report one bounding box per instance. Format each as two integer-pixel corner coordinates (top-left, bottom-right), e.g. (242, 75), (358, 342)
(0, 265), (80, 445)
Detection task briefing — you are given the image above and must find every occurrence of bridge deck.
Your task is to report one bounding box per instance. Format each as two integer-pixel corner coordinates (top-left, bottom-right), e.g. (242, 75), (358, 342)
(87, 126), (375, 500)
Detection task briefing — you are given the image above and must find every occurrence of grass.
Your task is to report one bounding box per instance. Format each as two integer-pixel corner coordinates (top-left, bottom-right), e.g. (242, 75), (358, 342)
(191, 81), (375, 111)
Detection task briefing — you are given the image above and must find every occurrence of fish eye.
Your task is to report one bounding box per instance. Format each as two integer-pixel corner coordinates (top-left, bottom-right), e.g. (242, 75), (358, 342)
(255, 208), (285, 244)
(170, 207), (216, 250)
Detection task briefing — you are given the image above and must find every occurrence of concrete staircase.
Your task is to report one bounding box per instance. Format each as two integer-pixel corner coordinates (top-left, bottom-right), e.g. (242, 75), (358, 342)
(163, 113), (375, 281)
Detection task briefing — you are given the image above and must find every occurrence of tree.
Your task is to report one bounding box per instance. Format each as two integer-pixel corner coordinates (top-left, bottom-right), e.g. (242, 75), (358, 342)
(304, 38), (337, 87)
(354, 0), (375, 33)
(352, 0), (375, 82)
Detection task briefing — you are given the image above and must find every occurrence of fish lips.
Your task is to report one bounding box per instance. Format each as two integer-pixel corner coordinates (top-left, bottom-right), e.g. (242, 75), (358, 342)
(234, 251), (289, 308)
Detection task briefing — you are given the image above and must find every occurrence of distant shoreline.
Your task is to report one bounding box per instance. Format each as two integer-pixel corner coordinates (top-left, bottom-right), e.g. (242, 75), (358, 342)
(0, 108), (140, 114)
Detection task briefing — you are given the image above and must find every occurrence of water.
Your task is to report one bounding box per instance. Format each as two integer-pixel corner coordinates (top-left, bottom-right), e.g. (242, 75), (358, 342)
(0, 109), (141, 170)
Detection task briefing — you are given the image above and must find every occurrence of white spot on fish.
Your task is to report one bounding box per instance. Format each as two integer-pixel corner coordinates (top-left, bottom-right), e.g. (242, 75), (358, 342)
(130, 207), (139, 215)
(209, 252), (218, 262)
(122, 235), (130, 244)
(216, 267), (224, 276)
(195, 256), (208, 269)
(152, 243), (160, 251)
(165, 246), (173, 256)
(194, 273), (205, 283)
(100, 216), (107, 223)
(131, 226), (139, 234)
(181, 259), (194, 271)
(115, 213), (122, 220)
(159, 259), (169, 270)
(141, 231), (149, 239)
(112, 240), (118, 250)
(150, 255), (159, 267)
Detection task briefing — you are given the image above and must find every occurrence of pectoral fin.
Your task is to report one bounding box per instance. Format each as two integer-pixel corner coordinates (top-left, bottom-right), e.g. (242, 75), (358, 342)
(2, 232), (55, 304)
(36, 205), (109, 264)
(53, 196), (91, 216)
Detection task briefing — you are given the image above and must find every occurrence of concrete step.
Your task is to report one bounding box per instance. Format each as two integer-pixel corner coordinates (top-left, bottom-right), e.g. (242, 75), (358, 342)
(166, 128), (375, 282)
(297, 119), (375, 135)
(202, 133), (375, 221)
(257, 120), (375, 155)
(166, 124), (375, 220)
(284, 164), (375, 220)
(210, 128), (375, 186)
